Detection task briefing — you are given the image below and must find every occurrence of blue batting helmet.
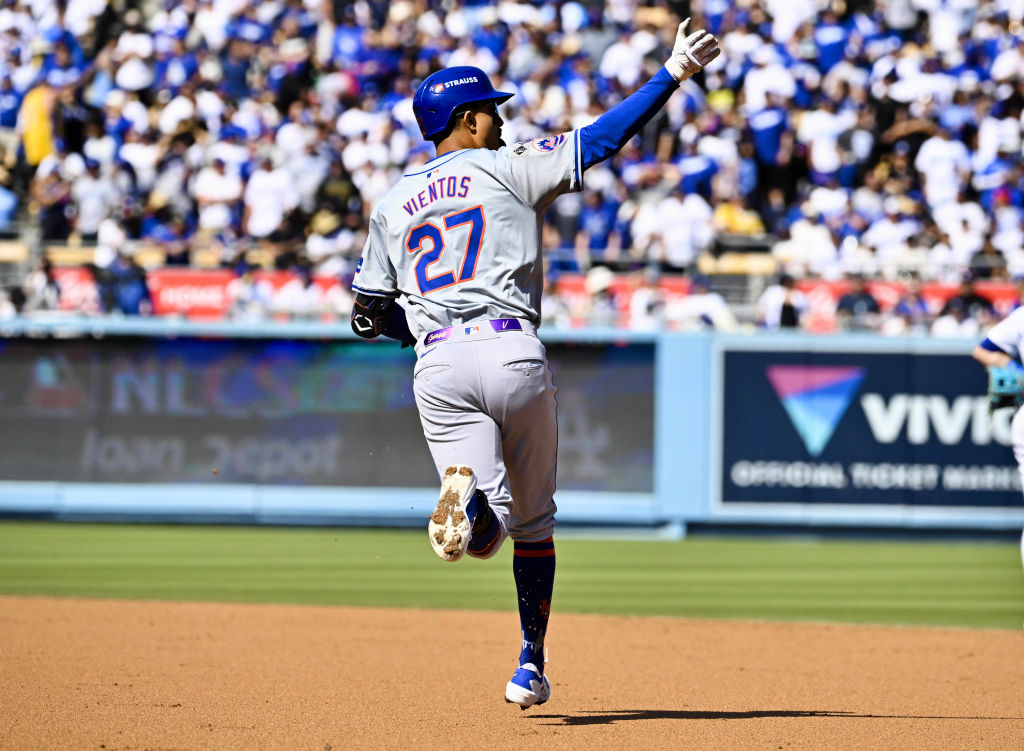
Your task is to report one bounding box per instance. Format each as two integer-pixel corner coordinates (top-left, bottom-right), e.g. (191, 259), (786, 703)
(412, 66), (514, 139)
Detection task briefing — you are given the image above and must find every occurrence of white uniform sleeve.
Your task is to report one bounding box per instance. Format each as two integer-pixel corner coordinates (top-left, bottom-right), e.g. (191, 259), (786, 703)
(983, 308), (1024, 360)
(496, 130), (583, 210)
(351, 212), (397, 297)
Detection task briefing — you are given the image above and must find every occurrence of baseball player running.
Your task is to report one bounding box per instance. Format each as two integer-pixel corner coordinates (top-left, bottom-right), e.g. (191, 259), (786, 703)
(972, 310), (1024, 570)
(350, 20), (720, 707)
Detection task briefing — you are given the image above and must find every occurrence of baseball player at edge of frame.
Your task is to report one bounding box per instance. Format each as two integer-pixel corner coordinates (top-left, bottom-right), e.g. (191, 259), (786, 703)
(972, 311), (1024, 571)
(349, 21), (721, 708)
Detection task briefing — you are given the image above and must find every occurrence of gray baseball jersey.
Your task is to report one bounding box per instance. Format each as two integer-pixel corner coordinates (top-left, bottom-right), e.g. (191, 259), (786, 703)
(352, 132), (582, 544)
(352, 131), (583, 338)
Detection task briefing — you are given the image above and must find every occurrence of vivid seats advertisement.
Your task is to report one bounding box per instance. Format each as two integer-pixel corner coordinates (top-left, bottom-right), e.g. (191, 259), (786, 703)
(720, 348), (1023, 509)
(0, 338), (654, 492)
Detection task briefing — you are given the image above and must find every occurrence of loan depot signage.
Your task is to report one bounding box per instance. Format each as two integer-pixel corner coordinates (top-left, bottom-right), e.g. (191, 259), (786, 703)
(721, 351), (1022, 508)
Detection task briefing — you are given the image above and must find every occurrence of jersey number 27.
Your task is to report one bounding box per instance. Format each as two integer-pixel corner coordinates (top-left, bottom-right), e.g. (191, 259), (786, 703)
(406, 205), (485, 294)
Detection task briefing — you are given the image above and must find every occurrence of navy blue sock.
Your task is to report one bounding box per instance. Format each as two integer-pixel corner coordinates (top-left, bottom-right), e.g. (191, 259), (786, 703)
(512, 537), (555, 672)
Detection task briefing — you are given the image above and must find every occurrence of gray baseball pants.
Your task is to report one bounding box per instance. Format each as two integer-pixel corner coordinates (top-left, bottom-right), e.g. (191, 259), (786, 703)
(412, 322), (558, 549)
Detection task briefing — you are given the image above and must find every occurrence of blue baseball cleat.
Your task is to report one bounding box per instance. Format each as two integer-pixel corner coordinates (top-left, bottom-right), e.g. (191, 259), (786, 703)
(505, 663), (551, 709)
(505, 643), (550, 709)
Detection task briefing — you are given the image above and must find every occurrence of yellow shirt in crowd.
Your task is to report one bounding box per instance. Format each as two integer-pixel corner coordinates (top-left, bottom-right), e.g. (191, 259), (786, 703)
(18, 84), (54, 167)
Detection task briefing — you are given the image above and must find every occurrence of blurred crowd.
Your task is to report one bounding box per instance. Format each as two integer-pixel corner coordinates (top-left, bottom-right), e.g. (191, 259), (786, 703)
(0, 0), (1022, 335)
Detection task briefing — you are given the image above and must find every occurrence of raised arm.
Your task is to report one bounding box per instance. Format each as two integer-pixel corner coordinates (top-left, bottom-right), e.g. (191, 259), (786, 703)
(579, 19), (720, 170)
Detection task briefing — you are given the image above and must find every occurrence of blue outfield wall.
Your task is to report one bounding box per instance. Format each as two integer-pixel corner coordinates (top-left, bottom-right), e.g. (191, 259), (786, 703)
(0, 318), (1021, 532)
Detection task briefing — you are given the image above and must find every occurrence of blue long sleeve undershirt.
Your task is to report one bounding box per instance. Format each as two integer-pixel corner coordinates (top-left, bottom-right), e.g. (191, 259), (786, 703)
(578, 66), (680, 171)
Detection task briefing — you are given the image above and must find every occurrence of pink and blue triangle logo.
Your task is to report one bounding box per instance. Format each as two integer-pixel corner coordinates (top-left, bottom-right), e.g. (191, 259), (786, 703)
(765, 365), (866, 457)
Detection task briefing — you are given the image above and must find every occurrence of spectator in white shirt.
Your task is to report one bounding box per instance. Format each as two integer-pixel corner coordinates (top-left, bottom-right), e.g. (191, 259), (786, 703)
(645, 187), (713, 272)
(243, 157), (300, 261)
(112, 9), (154, 94)
(862, 196), (919, 258)
(627, 270), (665, 332)
(990, 36), (1024, 83)
(756, 273), (808, 329)
(71, 157), (119, 241)
(274, 265), (326, 321)
(226, 265), (273, 322)
(914, 124), (970, 209)
(193, 157), (242, 235)
(930, 298), (980, 338)
(117, 128), (160, 193)
(934, 190), (988, 240)
(772, 203), (839, 278)
(598, 34), (644, 88)
(744, 45), (796, 113)
(446, 39), (500, 76)
(796, 96), (855, 182)
(665, 274), (737, 331)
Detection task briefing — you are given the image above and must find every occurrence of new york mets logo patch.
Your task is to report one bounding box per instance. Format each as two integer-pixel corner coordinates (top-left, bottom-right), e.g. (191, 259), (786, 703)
(532, 134), (566, 152)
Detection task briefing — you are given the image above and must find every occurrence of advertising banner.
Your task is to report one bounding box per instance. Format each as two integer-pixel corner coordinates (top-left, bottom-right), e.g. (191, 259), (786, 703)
(720, 348), (1023, 508)
(0, 338), (654, 492)
(794, 279), (1019, 333)
(51, 268), (345, 319)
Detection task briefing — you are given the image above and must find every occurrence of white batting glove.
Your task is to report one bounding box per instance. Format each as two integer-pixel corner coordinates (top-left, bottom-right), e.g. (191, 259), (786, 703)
(664, 18), (721, 82)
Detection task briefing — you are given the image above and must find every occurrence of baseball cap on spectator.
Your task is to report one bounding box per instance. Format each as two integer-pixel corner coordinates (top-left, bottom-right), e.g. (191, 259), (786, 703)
(585, 265), (615, 295)
(882, 196), (901, 216)
(220, 123), (247, 140)
(104, 89), (126, 110)
(30, 38), (52, 58)
(751, 46), (777, 66)
(280, 38), (308, 64)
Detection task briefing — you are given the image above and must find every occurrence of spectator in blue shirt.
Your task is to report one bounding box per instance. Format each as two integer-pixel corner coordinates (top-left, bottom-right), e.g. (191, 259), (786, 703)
(748, 99), (788, 166)
(220, 40), (252, 102)
(106, 250), (153, 315)
(813, 9), (849, 73)
(41, 40), (84, 90)
(578, 191), (620, 265)
(0, 75), (22, 130)
(676, 139), (718, 201)
(40, 0), (85, 70)
(146, 212), (194, 266)
(226, 7), (271, 46)
(331, 10), (368, 72)
(154, 36), (199, 96)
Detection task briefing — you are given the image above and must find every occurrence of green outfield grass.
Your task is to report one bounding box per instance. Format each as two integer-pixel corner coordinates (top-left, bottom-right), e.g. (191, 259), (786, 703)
(0, 522), (1021, 629)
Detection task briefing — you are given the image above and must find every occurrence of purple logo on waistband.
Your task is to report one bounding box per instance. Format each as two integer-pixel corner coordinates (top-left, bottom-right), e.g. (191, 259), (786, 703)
(423, 319), (523, 345)
(489, 319), (523, 332)
(424, 328), (452, 345)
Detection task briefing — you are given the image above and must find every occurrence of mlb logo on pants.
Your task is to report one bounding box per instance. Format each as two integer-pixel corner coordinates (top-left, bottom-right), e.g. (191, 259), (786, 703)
(465, 326), (480, 335)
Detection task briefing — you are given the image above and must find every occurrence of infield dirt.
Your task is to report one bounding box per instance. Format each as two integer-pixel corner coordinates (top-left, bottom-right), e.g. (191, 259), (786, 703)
(1, 596), (1022, 750)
